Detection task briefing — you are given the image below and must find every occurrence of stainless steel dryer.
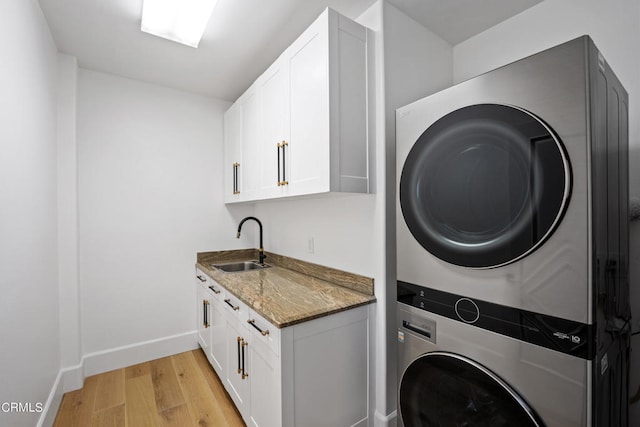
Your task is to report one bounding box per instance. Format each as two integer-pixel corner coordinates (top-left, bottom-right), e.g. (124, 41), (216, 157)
(396, 36), (630, 426)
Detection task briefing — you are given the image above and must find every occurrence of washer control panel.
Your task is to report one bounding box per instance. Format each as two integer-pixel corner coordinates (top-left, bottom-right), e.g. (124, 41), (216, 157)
(397, 280), (594, 360)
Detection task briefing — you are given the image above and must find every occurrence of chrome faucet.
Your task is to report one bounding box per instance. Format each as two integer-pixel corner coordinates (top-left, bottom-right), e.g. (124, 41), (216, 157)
(237, 216), (266, 265)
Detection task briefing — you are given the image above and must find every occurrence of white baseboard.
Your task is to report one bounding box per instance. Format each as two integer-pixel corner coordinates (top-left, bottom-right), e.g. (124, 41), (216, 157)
(37, 370), (64, 427)
(352, 415), (369, 427)
(62, 365), (84, 393)
(374, 409), (397, 427)
(37, 330), (198, 427)
(81, 330), (198, 379)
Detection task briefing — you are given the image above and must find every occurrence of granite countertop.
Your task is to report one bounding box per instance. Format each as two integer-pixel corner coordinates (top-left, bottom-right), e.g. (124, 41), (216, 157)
(196, 249), (376, 328)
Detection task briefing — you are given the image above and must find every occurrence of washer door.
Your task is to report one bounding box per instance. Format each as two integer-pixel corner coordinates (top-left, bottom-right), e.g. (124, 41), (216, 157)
(399, 104), (570, 268)
(399, 352), (544, 427)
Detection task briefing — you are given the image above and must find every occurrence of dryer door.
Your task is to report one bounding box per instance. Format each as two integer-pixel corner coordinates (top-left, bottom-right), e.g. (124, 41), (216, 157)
(399, 104), (570, 268)
(399, 351), (544, 427)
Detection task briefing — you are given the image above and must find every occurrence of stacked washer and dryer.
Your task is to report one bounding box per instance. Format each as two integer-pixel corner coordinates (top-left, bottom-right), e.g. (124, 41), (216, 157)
(396, 36), (631, 427)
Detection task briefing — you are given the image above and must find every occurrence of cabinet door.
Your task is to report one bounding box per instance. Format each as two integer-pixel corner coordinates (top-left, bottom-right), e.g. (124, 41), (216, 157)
(258, 56), (290, 198)
(287, 16), (330, 195)
(196, 284), (211, 354)
(226, 318), (250, 420)
(239, 85), (261, 200)
(224, 104), (242, 202)
(249, 342), (281, 427)
(209, 297), (226, 378)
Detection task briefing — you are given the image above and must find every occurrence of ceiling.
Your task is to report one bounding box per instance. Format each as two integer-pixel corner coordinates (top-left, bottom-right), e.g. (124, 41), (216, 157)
(387, 0), (542, 46)
(39, 0), (541, 102)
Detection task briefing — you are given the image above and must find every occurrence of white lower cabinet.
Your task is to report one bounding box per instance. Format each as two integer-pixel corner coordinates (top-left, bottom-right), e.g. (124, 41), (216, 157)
(248, 337), (281, 427)
(247, 309), (281, 427)
(226, 316), (251, 421)
(196, 271), (370, 427)
(284, 307), (370, 427)
(207, 282), (226, 377)
(196, 271), (211, 355)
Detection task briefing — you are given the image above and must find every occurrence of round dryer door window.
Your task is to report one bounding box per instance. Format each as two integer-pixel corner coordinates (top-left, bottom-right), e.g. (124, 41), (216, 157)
(399, 352), (544, 427)
(400, 104), (570, 268)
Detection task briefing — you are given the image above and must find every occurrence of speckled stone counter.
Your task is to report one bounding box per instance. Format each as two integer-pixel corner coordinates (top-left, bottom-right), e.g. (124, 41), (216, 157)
(196, 249), (375, 328)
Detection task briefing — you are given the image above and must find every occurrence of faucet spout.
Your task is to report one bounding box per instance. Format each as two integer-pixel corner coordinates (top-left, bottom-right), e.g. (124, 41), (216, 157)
(237, 216), (266, 265)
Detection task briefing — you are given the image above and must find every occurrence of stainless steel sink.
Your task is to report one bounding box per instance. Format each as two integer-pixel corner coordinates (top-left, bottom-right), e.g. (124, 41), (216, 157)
(211, 261), (271, 273)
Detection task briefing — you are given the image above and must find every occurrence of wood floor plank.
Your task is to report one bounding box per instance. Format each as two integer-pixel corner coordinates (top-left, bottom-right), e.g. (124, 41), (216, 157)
(53, 375), (99, 427)
(54, 350), (245, 427)
(150, 356), (186, 411)
(125, 374), (160, 427)
(172, 351), (229, 427)
(125, 361), (151, 380)
(192, 349), (245, 427)
(158, 403), (194, 427)
(90, 403), (125, 427)
(93, 369), (125, 412)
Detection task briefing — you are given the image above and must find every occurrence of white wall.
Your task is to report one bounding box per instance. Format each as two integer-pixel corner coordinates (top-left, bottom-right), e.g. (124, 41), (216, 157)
(453, 0), (640, 423)
(453, 0), (640, 194)
(380, 3), (452, 425)
(0, 1), (60, 426)
(57, 54), (80, 373)
(76, 70), (253, 357)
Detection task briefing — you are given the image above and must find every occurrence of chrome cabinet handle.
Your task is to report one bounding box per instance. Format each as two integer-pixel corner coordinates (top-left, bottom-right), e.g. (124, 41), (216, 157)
(196, 275), (206, 283)
(208, 285), (220, 294)
(233, 162), (240, 194)
(202, 300), (206, 327)
(276, 143), (280, 185)
(241, 339), (248, 379)
(224, 299), (240, 311)
(203, 300), (210, 328)
(277, 141), (289, 186)
(237, 336), (242, 374)
(281, 141), (288, 186)
(247, 319), (270, 336)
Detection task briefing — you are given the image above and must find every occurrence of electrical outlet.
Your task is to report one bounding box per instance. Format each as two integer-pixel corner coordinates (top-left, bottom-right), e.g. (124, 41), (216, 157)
(307, 237), (315, 254)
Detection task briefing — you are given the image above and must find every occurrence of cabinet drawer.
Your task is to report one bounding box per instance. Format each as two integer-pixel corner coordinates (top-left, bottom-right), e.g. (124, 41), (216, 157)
(207, 278), (224, 302)
(222, 292), (249, 328)
(247, 309), (280, 356)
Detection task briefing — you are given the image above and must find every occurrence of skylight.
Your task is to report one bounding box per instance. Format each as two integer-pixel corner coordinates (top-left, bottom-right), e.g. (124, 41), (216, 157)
(141, 0), (219, 48)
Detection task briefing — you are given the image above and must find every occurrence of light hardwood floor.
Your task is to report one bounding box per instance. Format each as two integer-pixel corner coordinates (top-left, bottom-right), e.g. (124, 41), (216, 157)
(53, 349), (245, 427)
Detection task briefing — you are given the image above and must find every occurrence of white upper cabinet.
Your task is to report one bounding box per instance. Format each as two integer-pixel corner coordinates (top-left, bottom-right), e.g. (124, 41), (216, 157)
(238, 84), (261, 200)
(258, 55), (289, 197)
(223, 103), (242, 202)
(287, 15), (329, 196)
(223, 84), (262, 203)
(224, 8), (371, 203)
